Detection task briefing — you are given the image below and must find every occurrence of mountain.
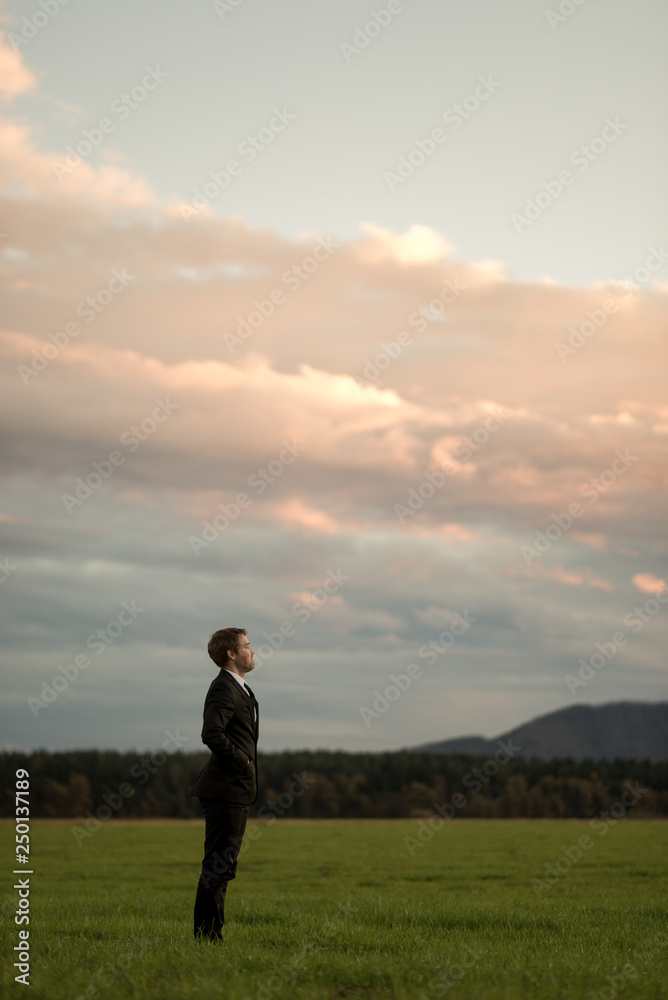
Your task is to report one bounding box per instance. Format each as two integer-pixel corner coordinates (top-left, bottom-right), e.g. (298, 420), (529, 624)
(408, 701), (668, 760)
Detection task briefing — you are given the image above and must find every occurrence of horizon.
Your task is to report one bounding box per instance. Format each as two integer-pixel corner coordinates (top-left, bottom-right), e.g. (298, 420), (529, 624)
(3, 698), (666, 756)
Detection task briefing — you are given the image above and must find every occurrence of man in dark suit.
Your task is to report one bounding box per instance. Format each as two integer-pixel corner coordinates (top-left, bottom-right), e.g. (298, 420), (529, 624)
(191, 626), (259, 941)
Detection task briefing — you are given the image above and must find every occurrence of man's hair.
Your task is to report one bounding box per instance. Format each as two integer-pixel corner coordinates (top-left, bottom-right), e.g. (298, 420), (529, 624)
(208, 627), (247, 669)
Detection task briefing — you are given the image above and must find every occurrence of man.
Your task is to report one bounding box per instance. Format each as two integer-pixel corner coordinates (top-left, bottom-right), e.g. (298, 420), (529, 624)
(191, 627), (259, 941)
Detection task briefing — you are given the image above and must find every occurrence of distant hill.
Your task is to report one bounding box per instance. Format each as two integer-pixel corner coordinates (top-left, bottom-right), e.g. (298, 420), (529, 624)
(408, 701), (668, 760)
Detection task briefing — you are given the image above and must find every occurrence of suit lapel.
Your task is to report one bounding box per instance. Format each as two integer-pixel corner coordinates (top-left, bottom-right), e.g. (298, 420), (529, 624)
(219, 669), (252, 700)
(219, 670), (258, 736)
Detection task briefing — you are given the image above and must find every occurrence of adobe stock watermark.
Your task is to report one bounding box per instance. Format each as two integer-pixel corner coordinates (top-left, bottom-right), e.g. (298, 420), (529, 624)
(222, 235), (339, 353)
(188, 439), (305, 555)
(565, 583), (668, 695)
(520, 449), (638, 565)
(417, 946), (486, 1000)
(73, 948), (138, 1000)
(545, 0), (590, 31)
(417, 609), (478, 665)
(360, 609), (477, 728)
(0, 557), (18, 584)
(555, 246), (668, 362)
(334, 898), (359, 919)
(180, 107), (295, 222)
(213, 0), (246, 19)
(586, 931), (668, 1000)
(512, 117), (628, 233)
(253, 568), (351, 668)
(449, 408), (506, 463)
(6, 0), (73, 51)
(61, 397), (179, 513)
(26, 600), (145, 716)
(403, 740), (522, 855)
(200, 772), (317, 891)
(340, 0), (415, 63)
(51, 67), (168, 180)
(384, 75), (502, 192)
(17, 268), (135, 385)
(254, 771), (317, 825)
(70, 729), (190, 845)
(239, 949), (310, 1000)
(531, 781), (647, 895)
(394, 467), (453, 523)
(394, 409), (506, 524)
(352, 275), (467, 387)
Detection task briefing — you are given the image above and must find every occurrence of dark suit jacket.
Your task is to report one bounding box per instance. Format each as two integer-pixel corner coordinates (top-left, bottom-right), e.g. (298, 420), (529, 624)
(190, 668), (259, 804)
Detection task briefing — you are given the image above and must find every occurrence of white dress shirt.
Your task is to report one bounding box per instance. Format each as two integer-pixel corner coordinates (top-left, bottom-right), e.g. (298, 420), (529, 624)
(223, 668), (257, 724)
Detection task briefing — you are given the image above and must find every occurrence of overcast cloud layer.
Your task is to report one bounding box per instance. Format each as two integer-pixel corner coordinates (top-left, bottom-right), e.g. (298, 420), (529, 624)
(0, 4), (666, 754)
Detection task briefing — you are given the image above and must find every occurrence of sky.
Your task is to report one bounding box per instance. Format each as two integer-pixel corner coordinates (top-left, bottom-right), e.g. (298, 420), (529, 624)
(0, 0), (666, 755)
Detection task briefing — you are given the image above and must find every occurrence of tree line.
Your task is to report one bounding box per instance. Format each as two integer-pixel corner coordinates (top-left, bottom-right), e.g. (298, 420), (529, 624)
(1, 749), (666, 820)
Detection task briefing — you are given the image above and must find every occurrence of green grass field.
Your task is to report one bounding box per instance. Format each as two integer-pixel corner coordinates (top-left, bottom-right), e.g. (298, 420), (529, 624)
(2, 819), (667, 999)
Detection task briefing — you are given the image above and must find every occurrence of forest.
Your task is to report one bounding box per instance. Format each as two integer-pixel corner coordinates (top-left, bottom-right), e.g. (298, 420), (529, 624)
(2, 748), (667, 821)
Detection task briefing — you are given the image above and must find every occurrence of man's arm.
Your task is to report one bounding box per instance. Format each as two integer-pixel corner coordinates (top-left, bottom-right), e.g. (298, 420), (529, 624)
(201, 688), (251, 770)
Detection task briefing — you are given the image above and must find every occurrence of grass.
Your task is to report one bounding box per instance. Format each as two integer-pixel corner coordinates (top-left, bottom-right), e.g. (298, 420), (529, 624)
(1, 819), (667, 999)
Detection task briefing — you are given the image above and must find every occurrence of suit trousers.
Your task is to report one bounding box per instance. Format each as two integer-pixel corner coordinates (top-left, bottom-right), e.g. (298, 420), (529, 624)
(193, 797), (249, 940)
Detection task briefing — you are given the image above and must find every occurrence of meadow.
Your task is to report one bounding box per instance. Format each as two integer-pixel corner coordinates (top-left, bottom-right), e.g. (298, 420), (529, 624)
(1, 819), (667, 1000)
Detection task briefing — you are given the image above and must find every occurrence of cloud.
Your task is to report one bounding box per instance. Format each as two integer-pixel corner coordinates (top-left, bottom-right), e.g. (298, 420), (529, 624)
(1, 35), (667, 752)
(633, 573), (667, 595)
(0, 31), (155, 206)
(520, 564), (615, 592)
(357, 222), (456, 265)
(0, 31), (36, 102)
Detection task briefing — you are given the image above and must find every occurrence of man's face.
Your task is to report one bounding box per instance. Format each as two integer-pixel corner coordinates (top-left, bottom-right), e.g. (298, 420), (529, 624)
(230, 635), (255, 673)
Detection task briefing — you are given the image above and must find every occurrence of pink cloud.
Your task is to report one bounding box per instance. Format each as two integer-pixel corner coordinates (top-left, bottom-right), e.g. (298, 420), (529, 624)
(0, 32), (36, 102)
(512, 564), (615, 591)
(0, 35), (666, 554)
(274, 498), (340, 535)
(0, 34), (155, 206)
(632, 573), (667, 594)
(0, 511), (24, 523)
